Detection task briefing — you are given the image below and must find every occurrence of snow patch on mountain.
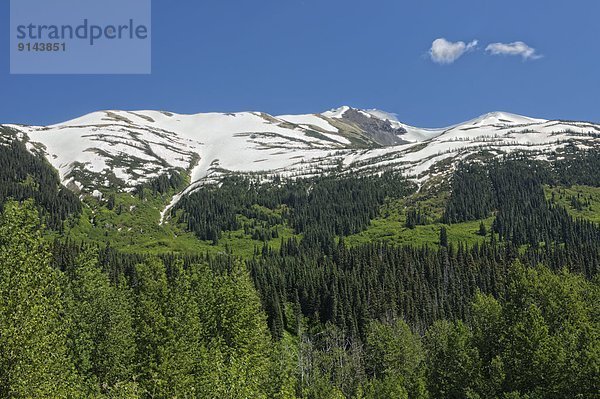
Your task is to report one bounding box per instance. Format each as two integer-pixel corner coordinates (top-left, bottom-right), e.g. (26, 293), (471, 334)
(462, 111), (546, 127)
(322, 106), (351, 119)
(3, 107), (600, 223)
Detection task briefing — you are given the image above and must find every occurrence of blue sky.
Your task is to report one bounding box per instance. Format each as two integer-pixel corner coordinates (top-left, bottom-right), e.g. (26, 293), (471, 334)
(1, 0), (599, 127)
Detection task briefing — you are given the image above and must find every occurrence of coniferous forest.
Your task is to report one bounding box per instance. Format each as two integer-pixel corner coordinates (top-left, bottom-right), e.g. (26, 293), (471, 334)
(0, 145), (599, 398)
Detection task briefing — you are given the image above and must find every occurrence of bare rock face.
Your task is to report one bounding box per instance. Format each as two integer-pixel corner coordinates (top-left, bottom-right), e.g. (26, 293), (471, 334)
(338, 108), (409, 146)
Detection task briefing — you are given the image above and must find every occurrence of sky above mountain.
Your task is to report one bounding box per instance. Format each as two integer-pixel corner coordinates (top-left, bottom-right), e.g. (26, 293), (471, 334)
(1, 0), (598, 127)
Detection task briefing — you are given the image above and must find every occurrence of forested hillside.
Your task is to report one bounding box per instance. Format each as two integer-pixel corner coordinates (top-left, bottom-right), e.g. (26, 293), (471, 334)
(0, 143), (599, 398)
(0, 127), (81, 230)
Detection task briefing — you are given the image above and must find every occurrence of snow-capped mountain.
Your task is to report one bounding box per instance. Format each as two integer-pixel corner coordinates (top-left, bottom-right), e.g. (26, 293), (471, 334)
(2, 106), (600, 211)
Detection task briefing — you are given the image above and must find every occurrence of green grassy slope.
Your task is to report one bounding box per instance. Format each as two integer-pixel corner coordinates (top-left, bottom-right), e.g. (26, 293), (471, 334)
(57, 179), (502, 257)
(545, 184), (600, 223)
(344, 189), (494, 247)
(58, 188), (298, 258)
(58, 182), (600, 258)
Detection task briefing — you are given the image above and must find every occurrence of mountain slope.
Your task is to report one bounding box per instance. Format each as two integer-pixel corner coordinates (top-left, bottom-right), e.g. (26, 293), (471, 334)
(3, 107), (600, 218)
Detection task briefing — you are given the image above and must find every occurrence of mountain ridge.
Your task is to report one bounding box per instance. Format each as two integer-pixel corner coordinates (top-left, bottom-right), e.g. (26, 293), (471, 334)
(2, 106), (600, 221)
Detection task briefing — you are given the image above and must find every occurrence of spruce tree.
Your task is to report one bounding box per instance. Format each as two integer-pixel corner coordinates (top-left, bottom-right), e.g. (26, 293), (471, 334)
(439, 226), (449, 248)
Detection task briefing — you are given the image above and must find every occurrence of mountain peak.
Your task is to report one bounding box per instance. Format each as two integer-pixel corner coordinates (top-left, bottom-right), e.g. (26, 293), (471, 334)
(466, 111), (546, 127)
(321, 106), (352, 119)
(321, 106), (402, 124)
(363, 109), (400, 122)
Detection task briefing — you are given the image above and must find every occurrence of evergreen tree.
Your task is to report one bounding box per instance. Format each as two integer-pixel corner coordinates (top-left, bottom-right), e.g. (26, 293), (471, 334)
(439, 226), (449, 248)
(478, 221), (487, 237)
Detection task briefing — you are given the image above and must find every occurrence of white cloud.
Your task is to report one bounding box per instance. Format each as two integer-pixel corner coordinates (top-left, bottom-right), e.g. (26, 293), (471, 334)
(485, 41), (541, 60)
(429, 38), (478, 64)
